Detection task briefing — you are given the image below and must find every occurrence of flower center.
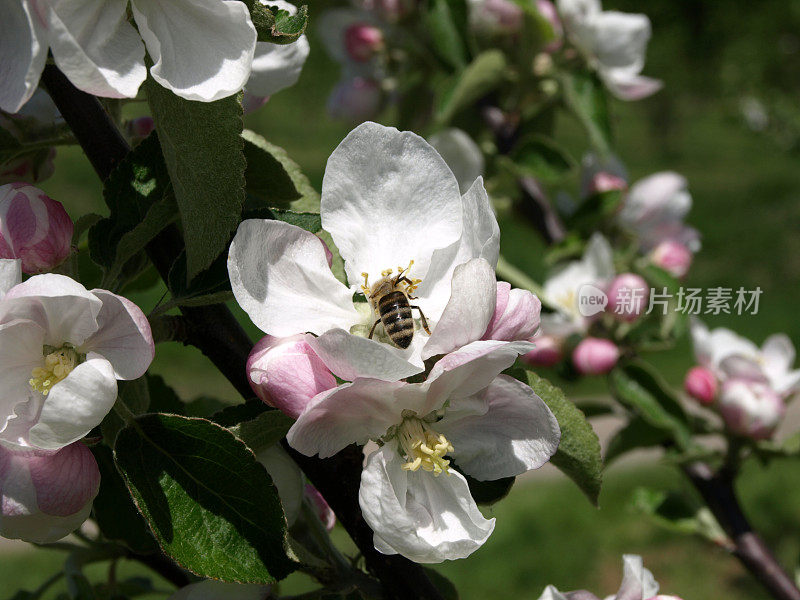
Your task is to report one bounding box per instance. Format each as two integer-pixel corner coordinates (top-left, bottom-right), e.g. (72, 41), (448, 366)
(397, 415), (454, 476)
(360, 259), (422, 305)
(29, 345), (82, 396)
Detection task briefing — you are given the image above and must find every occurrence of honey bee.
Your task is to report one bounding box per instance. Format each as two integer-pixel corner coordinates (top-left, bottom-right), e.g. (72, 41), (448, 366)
(361, 261), (431, 349)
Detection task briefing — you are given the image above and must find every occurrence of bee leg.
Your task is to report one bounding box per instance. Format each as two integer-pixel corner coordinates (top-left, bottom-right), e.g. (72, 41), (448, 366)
(410, 305), (431, 335)
(368, 318), (382, 339)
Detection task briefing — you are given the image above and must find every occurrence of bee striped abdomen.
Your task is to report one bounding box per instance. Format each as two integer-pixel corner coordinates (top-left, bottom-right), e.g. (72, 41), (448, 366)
(378, 291), (414, 349)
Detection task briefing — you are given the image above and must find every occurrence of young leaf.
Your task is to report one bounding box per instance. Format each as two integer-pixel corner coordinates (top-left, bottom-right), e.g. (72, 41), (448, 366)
(511, 135), (576, 183)
(163, 251), (232, 311)
(147, 80), (246, 281)
(114, 414), (296, 583)
(228, 410), (295, 453)
(605, 415), (671, 466)
(526, 371), (602, 505)
(436, 50), (507, 126)
(560, 70), (613, 153)
(424, 0), (468, 70)
(248, 2), (309, 44)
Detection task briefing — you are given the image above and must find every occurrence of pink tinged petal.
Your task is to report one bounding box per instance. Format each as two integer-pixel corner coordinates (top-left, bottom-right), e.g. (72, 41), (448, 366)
(0, 259), (22, 298)
(304, 484), (336, 531)
(482, 283), (542, 341)
(1, 274), (101, 347)
(606, 273), (649, 323)
(422, 258), (497, 359)
(718, 379), (785, 440)
(81, 289), (154, 380)
(359, 443), (495, 563)
(0, 0), (48, 113)
(28, 356), (118, 450)
(572, 337), (620, 376)
(0, 184), (73, 274)
(321, 122), (463, 286)
(228, 219), (358, 337)
(344, 23), (384, 62)
(438, 375), (560, 480)
(602, 72), (663, 101)
(46, 0), (146, 100)
(683, 366), (717, 406)
(615, 554), (659, 600)
(0, 318), (46, 433)
(521, 334), (564, 368)
(131, 0), (257, 102)
(622, 172), (689, 228)
(307, 328), (424, 382)
(247, 334), (337, 418)
(27, 442), (99, 516)
(287, 379), (409, 458)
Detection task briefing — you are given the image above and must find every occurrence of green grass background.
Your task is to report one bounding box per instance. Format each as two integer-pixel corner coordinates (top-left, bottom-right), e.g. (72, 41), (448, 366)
(4, 1), (800, 598)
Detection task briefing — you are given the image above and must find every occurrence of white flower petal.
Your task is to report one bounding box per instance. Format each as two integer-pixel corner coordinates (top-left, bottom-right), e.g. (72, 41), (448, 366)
(536, 585), (572, 600)
(621, 172), (690, 229)
(428, 129), (485, 194)
(602, 71), (662, 101)
(359, 443), (495, 563)
(81, 290), (154, 381)
(321, 122), (463, 286)
(422, 258), (497, 359)
(255, 445), (303, 526)
(0, 274), (101, 347)
(0, 1), (48, 113)
(589, 11), (651, 77)
(228, 219), (359, 336)
(308, 328), (424, 382)
(287, 379), (408, 458)
(131, 0), (257, 102)
(47, 0), (146, 99)
(0, 319), (45, 434)
(438, 375), (560, 480)
(584, 233), (615, 283)
(615, 554), (659, 600)
(28, 357), (117, 449)
(0, 259), (22, 299)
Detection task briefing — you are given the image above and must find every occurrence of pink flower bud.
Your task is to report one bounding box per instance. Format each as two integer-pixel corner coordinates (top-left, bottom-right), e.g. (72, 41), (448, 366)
(242, 92), (270, 115)
(482, 281), (542, 341)
(327, 77), (382, 123)
(125, 116), (155, 143)
(522, 335), (563, 367)
(650, 240), (692, 279)
(536, 0), (563, 52)
(572, 337), (620, 375)
(684, 366), (718, 405)
(607, 273), (649, 323)
(718, 379), (785, 440)
(587, 172), (627, 196)
(0, 183), (73, 274)
(247, 334), (337, 419)
(0, 148), (56, 186)
(304, 484), (336, 531)
(344, 23), (384, 62)
(469, 0), (524, 35)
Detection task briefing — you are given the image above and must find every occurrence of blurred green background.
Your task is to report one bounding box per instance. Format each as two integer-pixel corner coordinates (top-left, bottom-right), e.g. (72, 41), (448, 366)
(4, 1), (800, 598)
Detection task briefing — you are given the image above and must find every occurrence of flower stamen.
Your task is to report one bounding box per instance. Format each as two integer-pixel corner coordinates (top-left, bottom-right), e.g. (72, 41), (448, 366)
(397, 416), (454, 476)
(29, 345), (81, 396)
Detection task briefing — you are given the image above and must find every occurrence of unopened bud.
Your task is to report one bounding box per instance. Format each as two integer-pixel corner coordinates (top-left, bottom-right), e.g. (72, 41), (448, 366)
(483, 282), (541, 341)
(304, 484), (336, 531)
(327, 77), (382, 123)
(247, 334), (337, 418)
(572, 337), (620, 375)
(0, 148), (56, 186)
(0, 183), (73, 274)
(125, 117), (155, 144)
(521, 335), (563, 367)
(684, 366), (718, 405)
(469, 0), (524, 35)
(344, 23), (384, 62)
(607, 273), (649, 323)
(719, 379), (785, 440)
(650, 239), (692, 279)
(587, 172), (627, 196)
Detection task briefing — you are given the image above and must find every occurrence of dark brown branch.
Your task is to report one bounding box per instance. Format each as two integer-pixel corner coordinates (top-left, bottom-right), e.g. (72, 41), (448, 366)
(42, 64), (443, 600)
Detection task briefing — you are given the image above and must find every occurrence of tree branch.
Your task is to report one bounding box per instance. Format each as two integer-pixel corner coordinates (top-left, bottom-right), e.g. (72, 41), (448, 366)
(42, 65), (442, 600)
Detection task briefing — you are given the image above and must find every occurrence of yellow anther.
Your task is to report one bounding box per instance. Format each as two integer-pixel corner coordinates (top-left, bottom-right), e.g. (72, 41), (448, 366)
(29, 346), (81, 396)
(381, 268), (393, 277)
(397, 417), (454, 476)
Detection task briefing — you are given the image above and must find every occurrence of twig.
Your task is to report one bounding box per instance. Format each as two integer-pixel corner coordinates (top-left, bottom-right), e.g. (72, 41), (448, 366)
(42, 64), (443, 600)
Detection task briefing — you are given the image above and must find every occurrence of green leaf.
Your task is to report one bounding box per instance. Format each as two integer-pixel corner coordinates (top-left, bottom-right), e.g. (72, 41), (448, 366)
(526, 371), (602, 505)
(560, 70), (613, 153)
(631, 487), (728, 545)
(510, 135), (576, 183)
(567, 189), (624, 234)
(242, 130), (319, 212)
(436, 50), (507, 126)
(211, 398), (269, 427)
(146, 374), (185, 415)
(229, 410), (295, 453)
(248, 2), (309, 44)
(607, 361), (693, 450)
(91, 445), (158, 555)
(424, 0), (468, 69)
(101, 377), (151, 444)
(162, 250), (232, 311)
(422, 568), (460, 600)
(114, 414), (296, 583)
(147, 80), (246, 281)
(605, 415), (670, 466)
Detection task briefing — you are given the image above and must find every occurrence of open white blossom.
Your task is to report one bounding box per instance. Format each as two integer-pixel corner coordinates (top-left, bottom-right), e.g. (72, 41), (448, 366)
(538, 554), (660, 600)
(229, 122), (502, 382)
(428, 129), (485, 195)
(287, 340), (560, 562)
(1, 0), (258, 113)
(557, 0), (662, 101)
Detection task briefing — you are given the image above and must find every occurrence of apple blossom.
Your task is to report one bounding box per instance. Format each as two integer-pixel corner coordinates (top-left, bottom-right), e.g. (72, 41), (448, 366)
(428, 128), (486, 195)
(522, 335), (564, 367)
(537, 554), (660, 600)
(287, 340), (560, 562)
(556, 0), (662, 101)
(0, 267), (154, 452)
(482, 281), (542, 341)
(0, 183), (73, 274)
(327, 76), (384, 123)
(1, 0), (258, 113)
(0, 149), (56, 186)
(0, 441), (99, 543)
(229, 122), (504, 382)
(344, 24), (385, 62)
(467, 0), (525, 35)
(683, 365), (717, 406)
(718, 379), (785, 440)
(247, 334), (337, 418)
(607, 273), (649, 323)
(319, 9), (385, 67)
(305, 484), (336, 531)
(649, 240), (692, 279)
(572, 337), (619, 375)
(580, 152), (627, 198)
(167, 581), (270, 600)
